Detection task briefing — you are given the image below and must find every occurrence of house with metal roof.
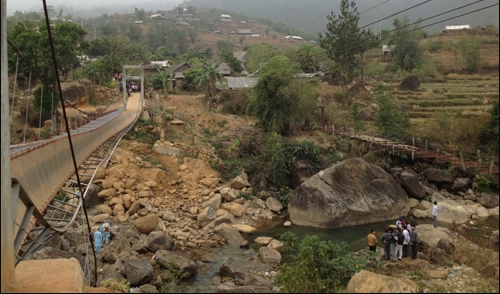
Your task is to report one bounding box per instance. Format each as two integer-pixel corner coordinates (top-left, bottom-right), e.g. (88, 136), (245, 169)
(227, 77), (259, 89)
(237, 29), (252, 35)
(233, 51), (249, 63)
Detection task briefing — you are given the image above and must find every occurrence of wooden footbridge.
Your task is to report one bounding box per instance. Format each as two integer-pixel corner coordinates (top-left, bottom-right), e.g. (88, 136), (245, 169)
(320, 125), (498, 174)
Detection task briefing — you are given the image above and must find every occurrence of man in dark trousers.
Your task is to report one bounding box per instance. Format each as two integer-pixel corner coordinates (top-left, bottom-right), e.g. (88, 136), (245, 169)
(380, 228), (393, 261)
(410, 224), (419, 259)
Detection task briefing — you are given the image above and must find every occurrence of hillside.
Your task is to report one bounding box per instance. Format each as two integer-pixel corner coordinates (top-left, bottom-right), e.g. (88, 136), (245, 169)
(182, 0), (500, 34)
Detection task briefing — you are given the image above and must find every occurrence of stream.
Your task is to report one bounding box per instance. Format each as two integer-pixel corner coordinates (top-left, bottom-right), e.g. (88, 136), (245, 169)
(182, 216), (499, 292)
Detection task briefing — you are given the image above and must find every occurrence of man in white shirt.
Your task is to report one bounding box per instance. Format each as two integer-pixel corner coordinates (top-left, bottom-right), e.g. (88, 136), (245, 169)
(402, 227), (411, 258)
(432, 201), (438, 228)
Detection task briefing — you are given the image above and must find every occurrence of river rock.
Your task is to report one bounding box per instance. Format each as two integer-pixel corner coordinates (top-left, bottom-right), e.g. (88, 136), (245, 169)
(412, 209), (428, 219)
(265, 197), (283, 212)
(138, 284), (158, 293)
(289, 158), (409, 228)
(347, 270), (417, 293)
(200, 194), (222, 211)
(267, 239), (284, 252)
(155, 250), (197, 278)
(126, 258), (155, 286)
(399, 171), (426, 199)
(84, 183), (104, 207)
(134, 214), (159, 234)
(220, 188), (237, 202)
(162, 211), (176, 222)
(214, 223), (245, 245)
(146, 231), (175, 252)
(98, 188), (116, 199)
(231, 224), (257, 233)
(424, 168), (454, 184)
(219, 262), (245, 279)
(480, 193), (499, 208)
(409, 198), (420, 208)
(221, 202), (245, 217)
(436, 238), (455, 255)
(451, 177), (471, 191)
(198, 206), (217, 226)
(258, 247), (281, 264)
(477, 206), (489, 219)
(244, 273), (272, 288)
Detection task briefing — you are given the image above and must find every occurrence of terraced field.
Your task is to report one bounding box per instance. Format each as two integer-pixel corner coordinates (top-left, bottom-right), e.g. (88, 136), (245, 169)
(394, 74), (499, 121)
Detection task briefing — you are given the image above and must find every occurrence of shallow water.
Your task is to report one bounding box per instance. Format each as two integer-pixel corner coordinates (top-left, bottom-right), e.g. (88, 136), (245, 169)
(183, 215), (499, 292)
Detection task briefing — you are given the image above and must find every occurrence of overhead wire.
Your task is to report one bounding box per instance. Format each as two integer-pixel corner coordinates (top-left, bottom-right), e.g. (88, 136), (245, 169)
(41, 0), (98, 286)
(358, 0), (392, 15)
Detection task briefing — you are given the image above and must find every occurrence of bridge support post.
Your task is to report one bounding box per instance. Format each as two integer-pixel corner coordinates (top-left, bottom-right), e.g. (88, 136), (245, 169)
(122, 67), (127, 107)
(1, 0), (16, 289)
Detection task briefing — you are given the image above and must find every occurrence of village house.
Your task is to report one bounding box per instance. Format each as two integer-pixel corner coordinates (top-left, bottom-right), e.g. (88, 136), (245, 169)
(220, 14), (232, 22)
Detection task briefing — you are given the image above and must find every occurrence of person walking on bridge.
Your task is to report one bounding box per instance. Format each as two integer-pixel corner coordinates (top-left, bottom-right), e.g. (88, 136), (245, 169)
(99, 220), (112, 245)
(93, 230), (103, 254)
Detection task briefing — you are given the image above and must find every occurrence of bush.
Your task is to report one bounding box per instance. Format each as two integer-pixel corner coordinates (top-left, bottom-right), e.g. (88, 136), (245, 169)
(374, 88), (410, 140)
(101, 278), (130, 293)
(275, 233), (367, 293)
(364, 60), (385, 80)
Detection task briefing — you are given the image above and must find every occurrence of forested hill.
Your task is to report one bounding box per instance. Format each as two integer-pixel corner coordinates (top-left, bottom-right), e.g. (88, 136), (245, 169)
(182, 0), (499, 34)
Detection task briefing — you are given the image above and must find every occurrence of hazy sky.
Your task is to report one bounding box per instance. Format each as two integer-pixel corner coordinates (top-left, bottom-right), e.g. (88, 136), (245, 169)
(6, 0), (184, 16)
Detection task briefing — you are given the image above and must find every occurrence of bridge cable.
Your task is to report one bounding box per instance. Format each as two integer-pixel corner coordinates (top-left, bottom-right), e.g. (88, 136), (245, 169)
(10, 54), (19, 125)
(358, 0), (392, 15)
(38, 83), (43, 139)
(42, 0), (98, 286)
(22, 70), (31, 143)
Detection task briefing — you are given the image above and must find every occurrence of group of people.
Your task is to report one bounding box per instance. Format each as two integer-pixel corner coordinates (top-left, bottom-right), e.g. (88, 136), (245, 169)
(93, 220), (112, 254)
(366, 216), (420, 262)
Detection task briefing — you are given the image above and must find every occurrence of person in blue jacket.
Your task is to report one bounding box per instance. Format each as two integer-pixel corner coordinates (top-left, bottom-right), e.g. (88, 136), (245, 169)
(99, 220), (112, 245)
(93, 230), (103, 253)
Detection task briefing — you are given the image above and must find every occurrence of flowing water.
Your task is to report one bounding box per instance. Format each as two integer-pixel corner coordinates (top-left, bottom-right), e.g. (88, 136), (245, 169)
(182, 215), (499, 292)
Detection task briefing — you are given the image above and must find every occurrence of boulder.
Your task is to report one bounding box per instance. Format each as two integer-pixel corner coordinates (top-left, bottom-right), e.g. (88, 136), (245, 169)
(230, 173), (251, 189)
(84, 183), (104, 207)
(426, 200), (469, 224)
(221, 202), (245, 217)
(267, 239), (284, 252)
(490, 231), (499, 252)
(219, 262), (245, 279)
(436, 238), (455, 255)
(93, 214), (110, 224)
(412, 209), (428, 219)
(265, 197), (283, 212)
(97, 188), (116, 199)
(399, 171), (426, 199)
(97, 266), (126, 287)
(289, 158), (409, 228)
(480, 193), (499, 208)
(429, 247), (449, 265)
(213, 213), (235, 227)
(155, 250), (197, 278)
(128, 201), (141, 215)
(425, 269), (448, 279)
(198, 206), (217, 227)
(347, 270), (417, 293)
(254, 237), (273, 245)
(424, 168), (454, 184)
(417, 200), (432, 211)
(162, 211), (176, 222)
(397, 75), (420, 91)
(477, 206), (489, 219)
(214, 223), (245, 245)
(200, 194), (222, 211)
(451, 177), (471, 191)
(152, 141), (181, 156)
(409, 198), (420, 208)
(244, 273), (272, 288)
(415, 224), (453, 253)
(258, 247), (281, 264)
(146, 231), (175, 252)
(125, 258), (155, 286)
(138, 284), (158, 293)
(134, 214), (159, 234)
(220, 188), (237, 202)
(231, 224), (257, 233)
(96, 204), (113, 215)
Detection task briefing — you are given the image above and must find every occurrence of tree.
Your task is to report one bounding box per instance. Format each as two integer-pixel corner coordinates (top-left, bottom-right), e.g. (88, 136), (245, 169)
(374, 87), (410, 140)
(295, 44), (319, 73)
(458, 36), (481, 74)
(216, 40), (234, 53)
(246, 42), (276, 74)
(218, 49), (243, 73)
(351, 102), (364, 131)
(248, 55), (319, 135)
(126, 23), (142, 40)
(319, 0), (379, 86)
(388, 15), (425, 73)
(194, 61), (221, 107)
(481, 98), (499, 154)
(156, 67), (170, 98)
(134, 8), (146, 21)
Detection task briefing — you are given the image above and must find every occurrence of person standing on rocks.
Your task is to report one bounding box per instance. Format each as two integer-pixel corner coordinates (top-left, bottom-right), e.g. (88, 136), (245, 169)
(402, 225), (411, 258)
(367, 229), (378, 252)
(391, 228), (398, 262)
(410, 224), (418, 259)
(93, 230), (103, 254)
(99, 220), (112, 245)
(380, 228), (393, 261)
(396, 227), (405, 260)
(432, 201), (438, 228)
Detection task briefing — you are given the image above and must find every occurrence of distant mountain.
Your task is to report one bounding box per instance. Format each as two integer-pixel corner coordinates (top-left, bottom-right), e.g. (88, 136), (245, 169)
(181, 0), (499, 34)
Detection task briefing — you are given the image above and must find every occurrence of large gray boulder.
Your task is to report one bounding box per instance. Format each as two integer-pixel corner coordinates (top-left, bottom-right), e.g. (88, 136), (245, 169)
(155, 250), (197, 278)
(424, 168), (454, 184)
(146, 231), (175, 252)
(490, 231), (499, 252)
(200, 194), (222, 211)
(265, 197), (283, 212)
(289, 158), (409, 228)
(425, 200), (469, 224)
(258, 247), (281, 264)
(347, 270), (417, 293)
(198, 206), (217, 226)
(125, 258), (155, 286)
(214, 223), (245, 245)
(451, 177), (471, 191)
(219, 262), (245, 279)
(480, 193), (499, 208)
(134, 214), (159, 234)
(399, 171), (426, 199)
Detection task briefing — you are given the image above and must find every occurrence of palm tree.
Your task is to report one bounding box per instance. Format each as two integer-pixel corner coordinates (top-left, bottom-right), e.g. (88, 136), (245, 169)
(156, 66), (169, 98)
(195, 61), (221, 108)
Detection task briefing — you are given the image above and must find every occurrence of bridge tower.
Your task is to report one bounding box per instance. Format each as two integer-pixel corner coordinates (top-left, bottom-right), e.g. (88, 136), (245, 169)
(1, 0), (15, 290)
(122, 65), (145, 107)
